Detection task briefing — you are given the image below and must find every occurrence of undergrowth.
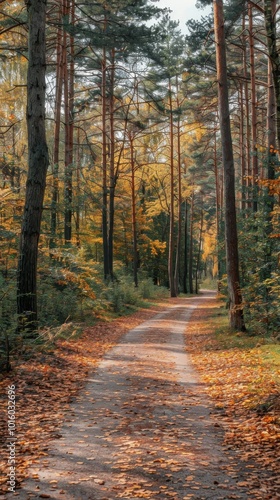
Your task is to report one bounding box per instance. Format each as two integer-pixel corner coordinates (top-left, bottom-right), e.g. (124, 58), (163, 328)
(0, 252), (168, 372)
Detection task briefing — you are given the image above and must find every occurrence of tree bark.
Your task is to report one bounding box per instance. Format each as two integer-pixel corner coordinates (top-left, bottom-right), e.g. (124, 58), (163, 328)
(168, 77), (177, 297)
(64, 0), (74, 244)
(239, 82), (246, 212)
(213, 0), (245, 331)
(174, 78), (182, 295)
(183, 199), (188, 293)
(130, 135), (138, 288)
(264, 0), (280, 149)
(213, 130), (221, 284)
(195, 207), (203, 294)
(267, 58), (276, 195)
(242, 11), (251, 209)
(108, 49), (116, 279)
(17, 0), (49, 333)
(188, 190), (194, 295)
(50, 3), (63, 250)
(248, 2), (258, 212)
(101, 43), (109, 280)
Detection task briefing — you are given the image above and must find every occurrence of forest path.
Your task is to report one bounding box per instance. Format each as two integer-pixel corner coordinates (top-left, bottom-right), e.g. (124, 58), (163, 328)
(15, 291), (255, 499)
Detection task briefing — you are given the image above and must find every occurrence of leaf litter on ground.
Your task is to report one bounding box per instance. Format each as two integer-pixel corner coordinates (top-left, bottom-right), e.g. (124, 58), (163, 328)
(185, 296), (280, 498)
(0, 295), (279, 498)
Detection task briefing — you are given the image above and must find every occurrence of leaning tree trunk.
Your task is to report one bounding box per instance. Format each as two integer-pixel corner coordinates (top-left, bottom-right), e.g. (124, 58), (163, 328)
(17, 0), (49, 333)
(213, 0), (246, 331)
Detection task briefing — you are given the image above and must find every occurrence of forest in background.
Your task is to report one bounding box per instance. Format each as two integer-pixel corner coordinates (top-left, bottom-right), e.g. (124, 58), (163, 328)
(0, 0), (280, 367)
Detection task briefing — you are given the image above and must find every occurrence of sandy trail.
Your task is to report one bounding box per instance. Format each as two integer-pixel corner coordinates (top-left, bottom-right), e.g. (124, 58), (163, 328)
(14, 291), (255, 499)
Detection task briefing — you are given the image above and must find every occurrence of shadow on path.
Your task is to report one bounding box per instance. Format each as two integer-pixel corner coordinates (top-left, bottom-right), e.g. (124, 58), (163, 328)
(14, 291), (258, 499)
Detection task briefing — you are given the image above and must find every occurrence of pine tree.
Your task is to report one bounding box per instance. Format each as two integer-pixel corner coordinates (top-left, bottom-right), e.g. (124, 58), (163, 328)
(17, 0), (49, 333)
(213, 0), (245, 331)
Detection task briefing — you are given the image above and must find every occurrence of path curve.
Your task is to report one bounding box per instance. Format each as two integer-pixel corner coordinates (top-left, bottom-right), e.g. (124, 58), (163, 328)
(15, 291), (255, 499)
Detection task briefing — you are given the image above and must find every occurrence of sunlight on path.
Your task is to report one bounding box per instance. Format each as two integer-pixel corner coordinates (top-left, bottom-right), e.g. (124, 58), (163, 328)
(14, 292), (255, 500)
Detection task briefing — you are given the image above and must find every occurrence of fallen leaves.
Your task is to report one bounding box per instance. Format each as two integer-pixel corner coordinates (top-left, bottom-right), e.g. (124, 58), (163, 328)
(0, 295), (279, 499)
(186, 298), (280, 499)
(0, 303), (166, 494)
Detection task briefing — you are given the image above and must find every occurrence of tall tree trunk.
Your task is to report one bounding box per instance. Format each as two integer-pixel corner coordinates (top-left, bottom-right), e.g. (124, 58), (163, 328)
(195, 207), (203, 294)
(75, 127), (81, 247)
(213, 0), (246, 331)
(183, 199), (188, 294)
(188, 190), (194, 295)
(64, 0), (74, 244)
(130, 135), (138, 288)
(101, 44), (109, 280)
(168, 78), (177, 297)
(213, 129), (221, 285)
(248, 2), (258, 212)
(264, 0), (280, 148)
(108, 48), (116, 279)
(174, 80), (182, 295)
(260, 59), (277, 286)
(17, 0), (49, 333)
(50, 4), (63, 250)
(267, 59), (276, 211)
(242, 11), (251, 209)
(239, 82), (246, 212)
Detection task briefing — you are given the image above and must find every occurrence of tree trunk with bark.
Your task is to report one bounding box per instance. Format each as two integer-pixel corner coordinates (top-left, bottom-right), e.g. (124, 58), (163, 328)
(174, 79), (182, 295)
(63, 0), (74, 244)
(130, 135), (138, 288)
(248, 2), (258, 212)
(183, 199), (188, 293)
(213, 0), (246, 331)
(17, 0), (49, 333)
(188, 191), (194, 295)
(195, 207), (203, 294)
(264, 0), (280, 148)
(101, 44), (109, 280)
(168, 78), (177, 297)
(108, 49), (116, 279)
(50, 3), (63, 250)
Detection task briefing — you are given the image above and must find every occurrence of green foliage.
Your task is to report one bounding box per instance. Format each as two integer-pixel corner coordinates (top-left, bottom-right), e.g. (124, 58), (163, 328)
(36, 251), (168, 324)
(103, 270), (167, 314)
(200, 277), (218, 291)
(238, 204), (279, 335)
(0, 274), (17, 372)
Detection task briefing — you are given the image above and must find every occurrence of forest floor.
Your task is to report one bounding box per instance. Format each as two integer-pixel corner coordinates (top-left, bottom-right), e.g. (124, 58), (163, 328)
(0, 290), (279, 499)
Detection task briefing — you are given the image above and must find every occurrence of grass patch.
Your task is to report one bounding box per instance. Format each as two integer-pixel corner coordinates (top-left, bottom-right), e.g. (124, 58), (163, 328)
(209, 305), (280, 351)
(188, 298), (280, 414)
(200, 278), (218, 290)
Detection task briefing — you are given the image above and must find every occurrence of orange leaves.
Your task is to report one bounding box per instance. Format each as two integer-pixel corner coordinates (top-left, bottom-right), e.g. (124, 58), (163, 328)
(0, 303), (167, 494)
(186, 299), (280, 499)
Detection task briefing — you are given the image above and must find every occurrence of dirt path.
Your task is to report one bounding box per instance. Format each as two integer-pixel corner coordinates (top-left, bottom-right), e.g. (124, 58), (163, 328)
(14, 291), (258, 499)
